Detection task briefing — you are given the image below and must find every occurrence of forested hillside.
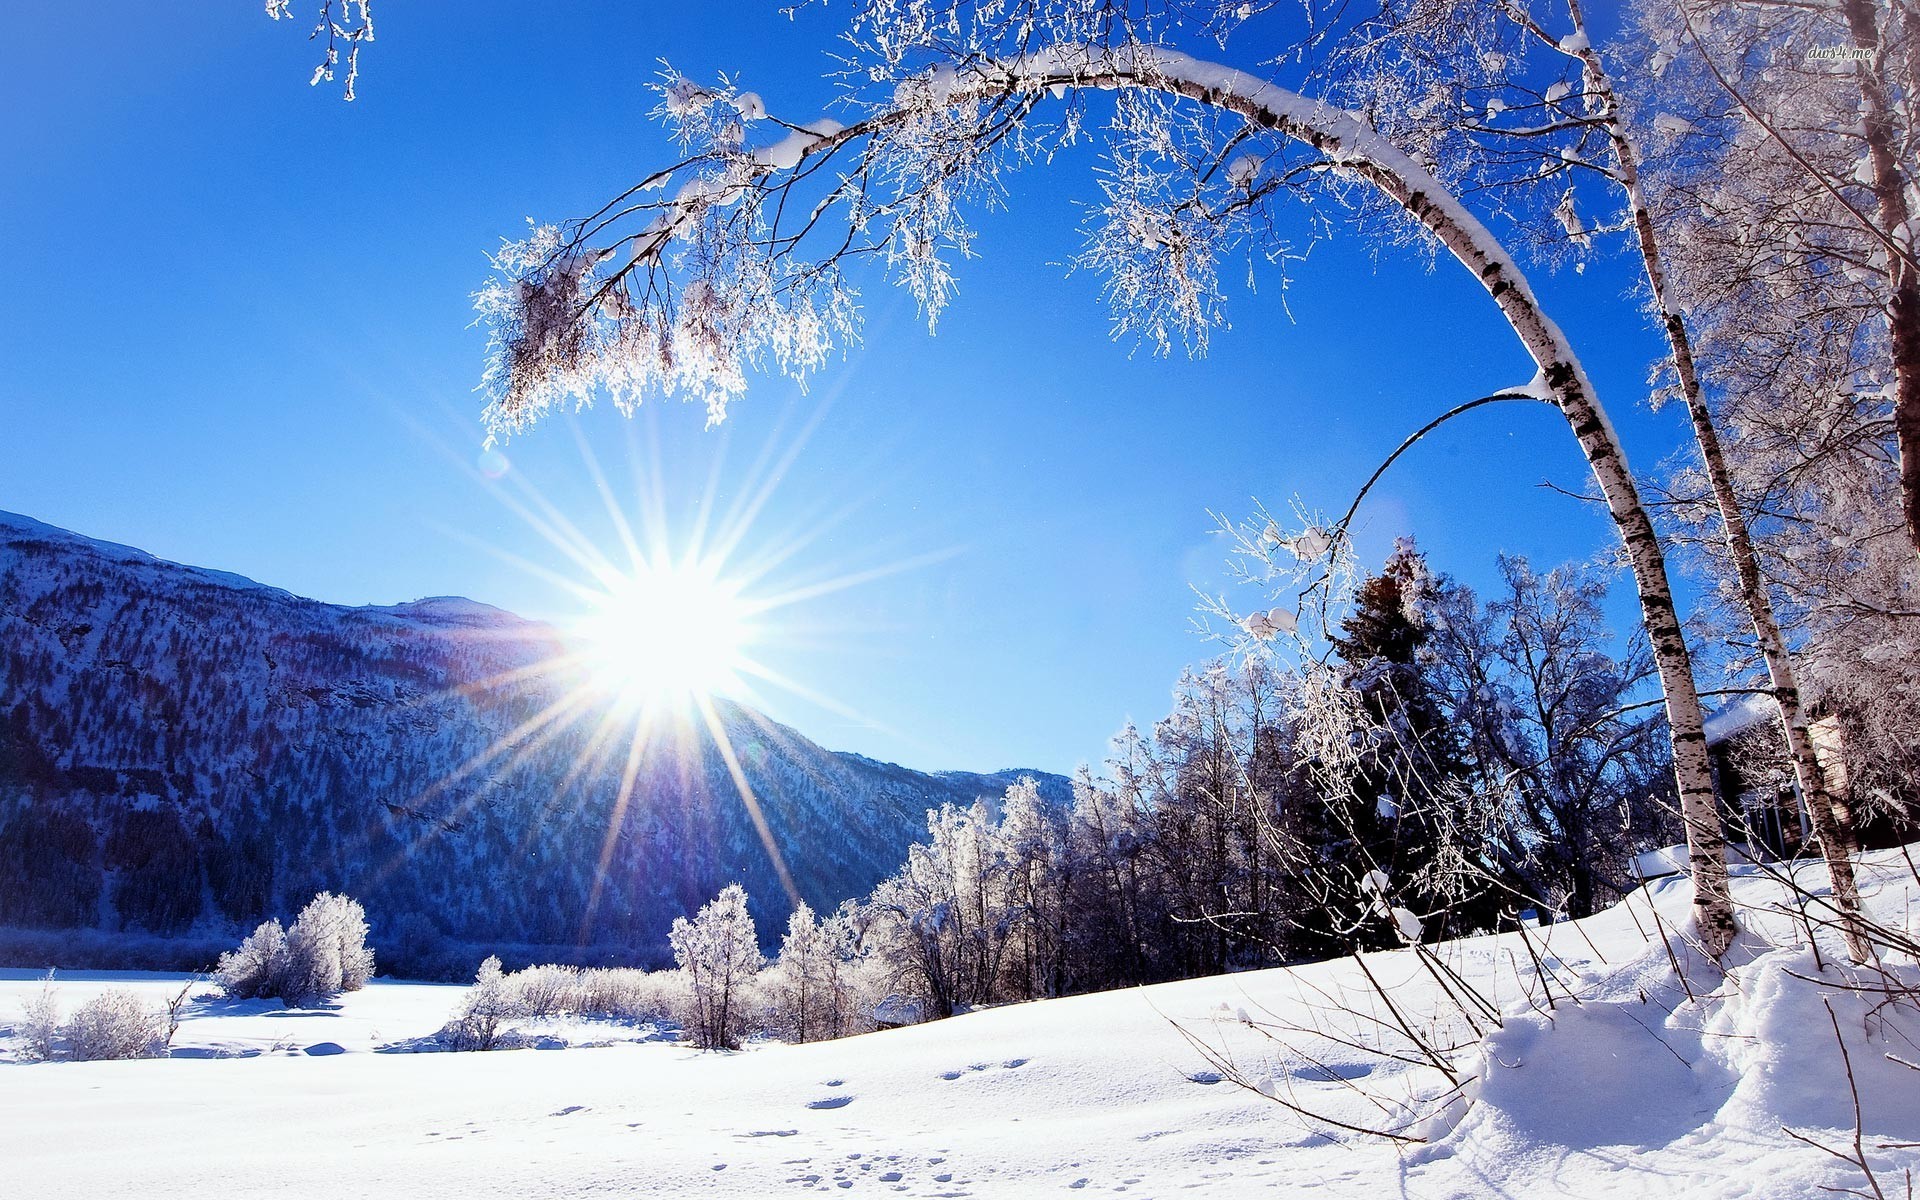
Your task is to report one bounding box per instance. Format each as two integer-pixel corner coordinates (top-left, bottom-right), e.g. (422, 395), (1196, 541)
(0, 511), (1065, 969)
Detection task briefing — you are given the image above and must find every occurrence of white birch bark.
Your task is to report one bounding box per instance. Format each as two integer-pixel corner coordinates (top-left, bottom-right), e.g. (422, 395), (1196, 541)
(1563, 0), (1869, 962)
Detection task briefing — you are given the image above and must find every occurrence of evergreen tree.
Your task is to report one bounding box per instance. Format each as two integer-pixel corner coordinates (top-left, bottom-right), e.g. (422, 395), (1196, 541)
(1326, 539), (1482, 941)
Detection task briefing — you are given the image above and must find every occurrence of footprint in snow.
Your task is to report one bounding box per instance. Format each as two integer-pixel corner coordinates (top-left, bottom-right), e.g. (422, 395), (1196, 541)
(938, 1070), (964, 1081)
(1289, 1062), (1373, 1082)
(808, 1095), (854, 1110)
(549, 1105), (586, 1117)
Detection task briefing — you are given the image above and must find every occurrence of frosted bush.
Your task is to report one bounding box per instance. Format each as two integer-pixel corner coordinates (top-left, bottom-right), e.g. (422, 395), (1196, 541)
(615, 967), (688, 1024)
(510, 963), (573, 1018)
(17, 971), (60, 1063)
(63, 989), (166, 1061)
(283, 892), (376, 1003)
(491, 963), (687, 1025)
(214, 918), (291, 1000)
(443, 956), (524, 1051)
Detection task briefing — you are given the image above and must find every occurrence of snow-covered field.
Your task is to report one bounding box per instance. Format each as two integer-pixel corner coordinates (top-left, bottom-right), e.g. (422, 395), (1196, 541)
(4, 854), (1918, 1199)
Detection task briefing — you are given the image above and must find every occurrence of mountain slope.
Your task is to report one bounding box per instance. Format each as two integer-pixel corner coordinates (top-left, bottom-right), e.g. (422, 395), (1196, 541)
(0, 511), (1068, 966)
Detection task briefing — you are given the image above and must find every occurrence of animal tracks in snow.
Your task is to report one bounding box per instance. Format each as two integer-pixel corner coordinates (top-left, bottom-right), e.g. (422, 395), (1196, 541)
(781, 1149), (977, 1194)
(937, 1057), (1031, 1082)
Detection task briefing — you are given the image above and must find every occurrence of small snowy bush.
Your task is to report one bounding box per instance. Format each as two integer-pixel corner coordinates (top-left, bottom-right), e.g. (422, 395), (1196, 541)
(574, 966), (686, 1023)
(62, 989), (166, 1061)
(444, 955), (524, 1051)
(481, 963), (687, 1025)
(214, 918), (292, 1000)
(511, 963), (573, 1017)
(17, 971), (61, 1063)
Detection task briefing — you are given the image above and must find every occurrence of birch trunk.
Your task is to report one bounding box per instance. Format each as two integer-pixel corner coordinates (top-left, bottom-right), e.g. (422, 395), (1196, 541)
(1564, 0), (1870, 962)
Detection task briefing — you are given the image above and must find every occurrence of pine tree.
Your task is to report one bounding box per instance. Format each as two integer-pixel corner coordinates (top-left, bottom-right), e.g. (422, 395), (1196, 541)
(1327, 539), (1481, 941)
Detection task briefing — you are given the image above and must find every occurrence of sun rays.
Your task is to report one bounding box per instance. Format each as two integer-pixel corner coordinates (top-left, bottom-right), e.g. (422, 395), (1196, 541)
(358, 403), (953, 939)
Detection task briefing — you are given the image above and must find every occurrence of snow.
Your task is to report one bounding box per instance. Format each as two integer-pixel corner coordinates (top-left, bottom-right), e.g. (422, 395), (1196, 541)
(1702, 691), (1774, 745)
(3, 859), (1918, 1197)
(751, 119), (846, 171)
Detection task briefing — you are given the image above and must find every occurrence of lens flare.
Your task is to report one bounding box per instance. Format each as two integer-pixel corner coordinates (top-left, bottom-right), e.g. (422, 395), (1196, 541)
(573, 558), (755, 709)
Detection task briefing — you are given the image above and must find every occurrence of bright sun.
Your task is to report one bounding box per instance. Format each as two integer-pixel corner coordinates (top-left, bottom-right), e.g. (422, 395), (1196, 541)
(575, 560), (755, 709)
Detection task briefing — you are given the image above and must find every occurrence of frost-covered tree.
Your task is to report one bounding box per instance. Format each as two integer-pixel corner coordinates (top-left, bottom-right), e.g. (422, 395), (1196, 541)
(1325, 0), (1876, 959)
(997, 779), (1076, 1000)
(765, 902), (869, 1042)
(477, 0), (1738, 953)
(866, 799), (1023, 1018)
(1634, 0), (1918, 557)
(1622, 0), (1920, 875)
(669, 883), (763, 1050)
(283, 891), (376, 1004)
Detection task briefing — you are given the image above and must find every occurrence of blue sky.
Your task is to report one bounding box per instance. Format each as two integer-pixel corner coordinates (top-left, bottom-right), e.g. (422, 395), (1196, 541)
(0, 1), (1688, 776)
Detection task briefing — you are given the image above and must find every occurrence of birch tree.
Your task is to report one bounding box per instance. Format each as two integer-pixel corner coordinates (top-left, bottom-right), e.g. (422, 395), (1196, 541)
(1626, 0), (1915, 959)
(476, 5), (1738, 954)
(1328, 0), (1873, 957)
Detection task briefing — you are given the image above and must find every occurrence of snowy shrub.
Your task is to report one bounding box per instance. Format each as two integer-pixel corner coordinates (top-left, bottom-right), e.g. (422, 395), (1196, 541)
(670, 884), (763, 1050)
(62, 989), (166, 1061)
(17, 971), (60, 1063)
(214, 918), (292, 1000)
(510, 963), (574, 1018)
(569, 966), (687, 1023)
(443, 956), (524, 1051)
(621, 968), (689, 1024)
(213, 892), (375, 1006)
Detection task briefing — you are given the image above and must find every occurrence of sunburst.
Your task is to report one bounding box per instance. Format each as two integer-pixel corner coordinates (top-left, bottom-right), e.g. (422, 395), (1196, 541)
(366, 403), (956, 937)
(572, 555), (757, 712)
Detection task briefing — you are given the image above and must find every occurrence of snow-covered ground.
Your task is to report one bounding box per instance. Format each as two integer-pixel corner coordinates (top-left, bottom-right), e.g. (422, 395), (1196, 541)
(4, 853), (1918, 1199)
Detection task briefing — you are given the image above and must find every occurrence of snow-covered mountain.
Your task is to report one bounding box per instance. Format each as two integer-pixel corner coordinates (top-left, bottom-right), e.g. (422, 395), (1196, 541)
(0, 511), (1067, 966)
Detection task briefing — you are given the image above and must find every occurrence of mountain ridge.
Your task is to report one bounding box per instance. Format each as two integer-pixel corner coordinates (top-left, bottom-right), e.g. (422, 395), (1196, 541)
(0, 509), (1070, 972)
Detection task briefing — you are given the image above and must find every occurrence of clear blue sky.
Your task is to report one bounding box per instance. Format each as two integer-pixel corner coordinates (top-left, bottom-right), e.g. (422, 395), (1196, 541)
(0, 1), (1689, 776)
